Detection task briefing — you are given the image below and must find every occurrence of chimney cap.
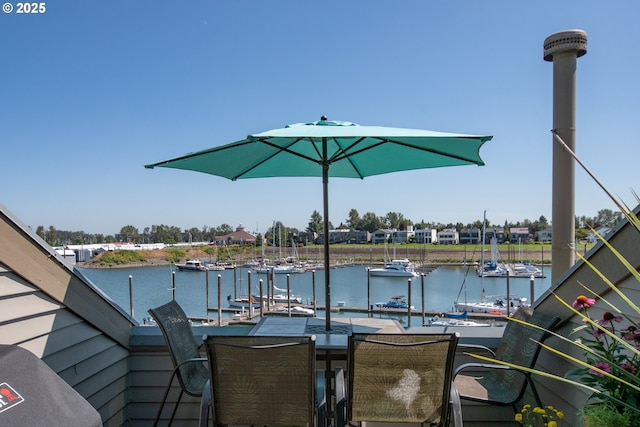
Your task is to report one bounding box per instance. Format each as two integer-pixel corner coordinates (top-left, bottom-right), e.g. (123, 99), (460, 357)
(544, 29), (587, 61)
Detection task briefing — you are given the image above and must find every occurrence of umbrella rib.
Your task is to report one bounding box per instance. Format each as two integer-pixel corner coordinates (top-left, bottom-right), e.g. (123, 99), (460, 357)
(327, 136), (369, 179)
(230, 138), (322, 180)
(144, 140), (256, 169)
(331, 136), (485, 166)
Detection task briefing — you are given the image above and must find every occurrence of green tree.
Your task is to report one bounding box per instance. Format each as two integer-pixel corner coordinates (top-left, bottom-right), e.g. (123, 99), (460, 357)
(47, 226), (58, 246)
(594, 209), (624, 228)
(360, 212), (385, 232)
(186, 227), (202, 242)
(119, 225), (139, 243)
(306, 210), (324, 235)
(346, 209), (361, 229)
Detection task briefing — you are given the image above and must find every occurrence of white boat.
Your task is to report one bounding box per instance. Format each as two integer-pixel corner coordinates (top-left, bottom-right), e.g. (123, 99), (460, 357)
(428, 318), (490, 327)
(175, 260), (206, 271)
(454, 296), (528, 315)
(369, 259), (418, 277)
(227, 295), (261, 309)
(511, 263), (545, 278)
(204, 262), (225, 271)
(282, 306), (315, 316)
(254, 264), (304, 274)
(255, 293), (302, 304)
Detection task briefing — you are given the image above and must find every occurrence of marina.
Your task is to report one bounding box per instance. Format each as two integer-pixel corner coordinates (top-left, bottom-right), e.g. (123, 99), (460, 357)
(77, 263), (551, 325)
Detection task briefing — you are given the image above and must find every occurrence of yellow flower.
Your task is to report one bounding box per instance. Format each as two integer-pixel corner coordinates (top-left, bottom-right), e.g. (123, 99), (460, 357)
(548, 421), (558, 427)
(556, 411), (564, 419)
(515, 413), (523, 423)
(523, 404), (531, 411)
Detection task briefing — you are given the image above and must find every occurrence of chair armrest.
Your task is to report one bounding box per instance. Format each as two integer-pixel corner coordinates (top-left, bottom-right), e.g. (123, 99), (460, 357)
(175, 357), (208, 370)
(456, 343), (497, 357)
(334, 367), (346, 427)
(454, 362), (527, 378)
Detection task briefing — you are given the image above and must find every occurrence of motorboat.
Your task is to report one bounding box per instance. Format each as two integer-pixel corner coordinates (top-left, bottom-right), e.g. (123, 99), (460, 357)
(204, 262), (225, 271)
(511, 263), (545, 278)
(454, 296), (528, 315)
(428, 318), (490, 327)
(227, 295), (261, 309)
(255, 293), (303, 304)
(284, 306), (314, 316)
(175, 260), (206, 271)
(369, 259), (418, 277)
(254, 264), (303, 274)
(374, 295), (414, 309)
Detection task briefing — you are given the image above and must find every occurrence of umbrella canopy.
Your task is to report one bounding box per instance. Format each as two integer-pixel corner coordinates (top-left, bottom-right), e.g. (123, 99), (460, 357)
(145, 118), (493, 330)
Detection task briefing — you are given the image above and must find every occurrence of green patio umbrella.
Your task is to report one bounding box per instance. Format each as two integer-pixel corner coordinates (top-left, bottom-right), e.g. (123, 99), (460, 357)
(145, 118), (492, 330)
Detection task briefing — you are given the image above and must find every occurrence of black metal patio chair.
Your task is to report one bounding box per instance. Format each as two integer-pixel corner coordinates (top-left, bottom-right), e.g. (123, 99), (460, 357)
(453, 307), (561, 412)
(148, 300), (209, 426)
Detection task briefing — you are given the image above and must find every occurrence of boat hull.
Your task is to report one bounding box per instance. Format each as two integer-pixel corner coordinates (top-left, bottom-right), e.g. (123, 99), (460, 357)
(369, 269), (418, 277)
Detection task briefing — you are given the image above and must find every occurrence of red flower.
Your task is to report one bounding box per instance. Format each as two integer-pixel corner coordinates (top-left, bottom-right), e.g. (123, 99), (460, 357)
(621, 363), (637, 374)
(596, 312), (623, 325)
(572, 295), (596, 309)
(590, 362), (611, 376)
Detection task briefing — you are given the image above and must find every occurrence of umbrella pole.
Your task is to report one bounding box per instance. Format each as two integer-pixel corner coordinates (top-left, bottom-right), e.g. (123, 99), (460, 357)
(323, 140), (331, 331)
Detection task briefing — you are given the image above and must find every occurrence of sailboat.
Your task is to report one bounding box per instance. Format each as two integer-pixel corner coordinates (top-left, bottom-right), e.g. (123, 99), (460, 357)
(454, 211), (528, 315)
(476, 236), (508, 277)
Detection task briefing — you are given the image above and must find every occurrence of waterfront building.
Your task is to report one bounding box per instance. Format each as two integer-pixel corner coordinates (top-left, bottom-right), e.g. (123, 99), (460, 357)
(509, 227), (531, 243)
(437, 228), (459, 245)
(414, 228), (437, 244)
(459, 227), (481, 244)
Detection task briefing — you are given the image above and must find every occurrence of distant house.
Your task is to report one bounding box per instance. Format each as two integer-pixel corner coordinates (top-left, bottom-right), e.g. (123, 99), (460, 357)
(213, 224), (256, 245)
(437, 228), (459, 245)
(414, 228), (437, 244)
(459, 228), (481, 244)
(484, 227), (506, 244)
(316, 229), (370, 244)
(509, 227), (531, 243)
(535, 229), (553, 243)
(391, 226), (415, 244)
(586, 226), (611, 244)
(371, 229), (393, 244)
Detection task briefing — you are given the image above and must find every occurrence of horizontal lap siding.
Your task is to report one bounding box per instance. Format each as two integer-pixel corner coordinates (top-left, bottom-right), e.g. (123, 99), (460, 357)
(0, 267), (131, 426)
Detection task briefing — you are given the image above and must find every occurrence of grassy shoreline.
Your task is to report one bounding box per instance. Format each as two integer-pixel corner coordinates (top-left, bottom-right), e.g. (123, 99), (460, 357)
(79, 243), (567, 268)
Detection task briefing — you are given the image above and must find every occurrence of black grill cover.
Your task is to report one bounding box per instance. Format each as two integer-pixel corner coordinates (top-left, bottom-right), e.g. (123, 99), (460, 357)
(0, 344), (102, 426)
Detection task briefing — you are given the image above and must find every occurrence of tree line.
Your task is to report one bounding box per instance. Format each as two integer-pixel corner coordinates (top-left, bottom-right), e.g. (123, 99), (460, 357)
(34, 208), (623, 247)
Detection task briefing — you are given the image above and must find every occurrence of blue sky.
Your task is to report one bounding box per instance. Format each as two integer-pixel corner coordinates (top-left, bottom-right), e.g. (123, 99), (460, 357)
(2, 1), (639, 236)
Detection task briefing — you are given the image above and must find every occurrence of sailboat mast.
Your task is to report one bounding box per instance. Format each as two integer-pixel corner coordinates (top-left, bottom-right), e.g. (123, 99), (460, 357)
(481, 210), (486, 297)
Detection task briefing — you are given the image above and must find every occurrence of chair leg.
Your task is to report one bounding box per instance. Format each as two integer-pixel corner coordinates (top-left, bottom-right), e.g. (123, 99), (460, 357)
(199, 380), (211, 427)
(527, 376), (543, 408)
(153, 371), (179, 427)
(167, 389), (184, 427)
(450, 384), (464, 427)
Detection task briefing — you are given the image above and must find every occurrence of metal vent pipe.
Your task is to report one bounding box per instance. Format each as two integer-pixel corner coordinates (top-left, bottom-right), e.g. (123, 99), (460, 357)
(543, 29), (588, 283)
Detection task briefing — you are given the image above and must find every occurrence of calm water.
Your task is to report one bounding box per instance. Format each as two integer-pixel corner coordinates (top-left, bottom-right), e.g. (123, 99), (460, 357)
(77, 264), (551, 324)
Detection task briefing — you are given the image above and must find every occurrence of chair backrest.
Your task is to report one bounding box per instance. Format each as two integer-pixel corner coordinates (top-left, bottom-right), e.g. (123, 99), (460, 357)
(489, 307), (560, 402)
(204, 335), (316, 426)
(348, 333), (459, 425)
(148, 300), (208, 396)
